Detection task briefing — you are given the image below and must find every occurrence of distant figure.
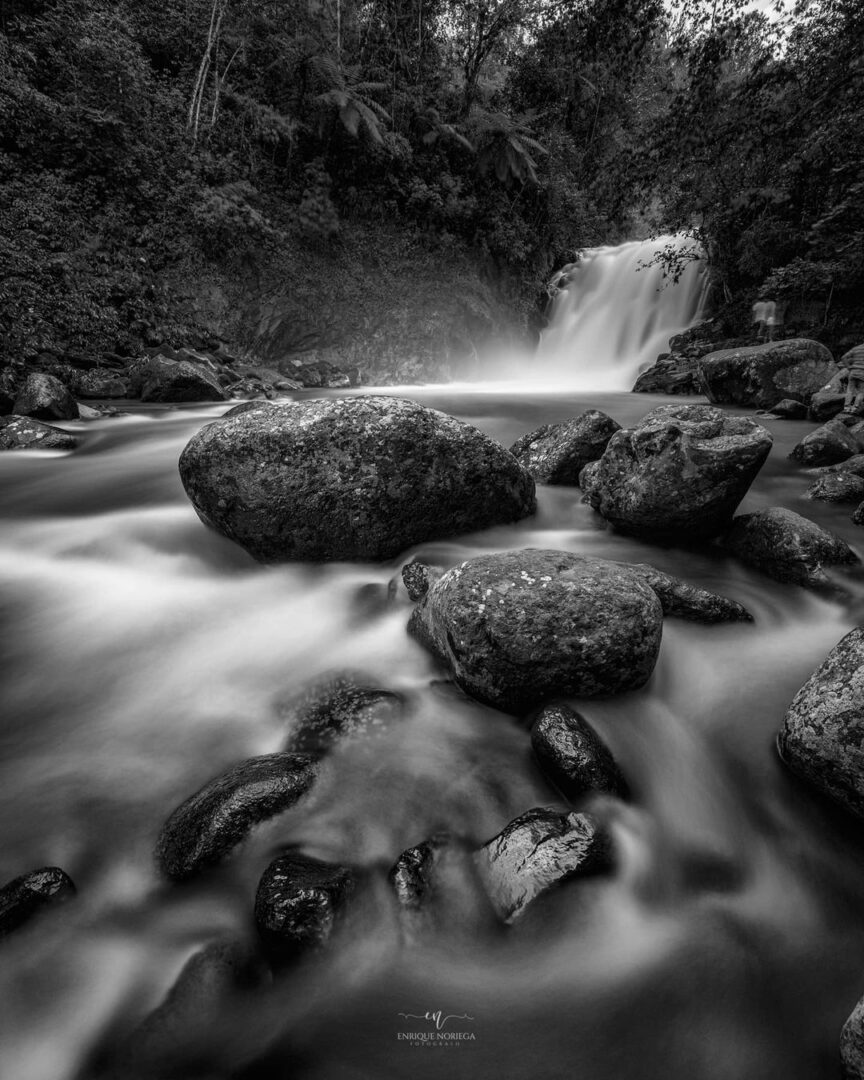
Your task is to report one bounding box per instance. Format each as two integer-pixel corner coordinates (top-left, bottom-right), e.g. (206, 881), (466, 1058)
(752, 299), (768, 341)
(765, 299), (781, 342)
(843, 344), (864, 417)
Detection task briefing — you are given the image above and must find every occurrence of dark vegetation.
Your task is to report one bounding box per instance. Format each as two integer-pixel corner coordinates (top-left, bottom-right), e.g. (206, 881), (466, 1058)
(0, 0), (862, 375)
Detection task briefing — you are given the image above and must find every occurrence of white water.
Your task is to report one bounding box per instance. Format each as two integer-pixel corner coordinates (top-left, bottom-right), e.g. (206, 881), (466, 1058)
(535, 235), (709, 391)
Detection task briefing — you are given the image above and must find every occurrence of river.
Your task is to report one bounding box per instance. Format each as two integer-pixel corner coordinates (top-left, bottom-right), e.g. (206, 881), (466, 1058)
(2, 388), (864, 1080)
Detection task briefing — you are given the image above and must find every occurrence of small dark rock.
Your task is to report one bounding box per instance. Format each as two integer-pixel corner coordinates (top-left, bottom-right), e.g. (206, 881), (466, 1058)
(155, 753), (318, 881)
(0, 866), (76, 939)
(0, 415), (78, 451)
(280, 675), (403, 756)
(804, 474), (864, 504)
(401, 560), (446, 601)
(474, 807), (611, 922)
(13, 372), (78, 420)
(789, 419), (859, 467)
(723, 507), (859, 589)
(508, 410), (620, 485)
(254, 852), (355, 960)
(627, 563), (753, 623)
(768, 399), (808, 420)
(531, 704), (628, 801)
(389, 833), (453, 910)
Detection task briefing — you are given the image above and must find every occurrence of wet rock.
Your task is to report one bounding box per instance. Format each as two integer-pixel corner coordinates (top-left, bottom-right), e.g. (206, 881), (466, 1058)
(508, 410), (620, 485)
(73, 369), (130, 399)
(723, 507), (859, 589)
(280, 675), (403, 756)
(155, 753), (318, 881)
(841, 993), (864, 1079)
(474, 807), (611, 922)
(254, 852), (355, 960)
(0, 415), (78, 451)
(853, 503), (864, 527)
(766, 398), (808, 420)
(804, 474), (864, 504)
(389, 833), (453, 910)
(778, 628), (864, 821)
(698, 338), (838, 410)
(130, 355), (227, 403)
(0, 866), (76, 938)
(13, 372), (78, 420)
(401, 560), (446, 601)
(179, 396), (536, 562)
(789, 418), (859, 467)
(807, 454), (864, 479)
(626, 563), (752, 623)
(579, 404), (772, 541)
(531, 705), (628, 801)
(98, 938), (271, 1079)
(632, 354), (701, 395)
(408, 549), (664, 713)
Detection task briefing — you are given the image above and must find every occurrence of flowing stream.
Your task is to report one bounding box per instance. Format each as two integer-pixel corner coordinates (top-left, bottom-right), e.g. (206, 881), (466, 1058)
(3, 389), (864, 1074)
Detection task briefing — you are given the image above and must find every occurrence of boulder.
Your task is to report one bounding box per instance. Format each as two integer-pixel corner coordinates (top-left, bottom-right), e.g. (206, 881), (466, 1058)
(789, 419), (859, 467)
(401, 560), (446, 602)
(723, 507), (859, 589)
(698, 338), (838, 409)
(531, 705), (628, 801)
(73, 369), (130, 399)
(474, 807), (611, 922)
(407, 550), (664, 713)
(13, 372), (78, 420)
(280, 675), (403, 756)
(632, 354), (701, 395)
(0, 867), (76, 938)
(254, 853), (355, 960)
(778, 628), (864, 820)
(767, 398), (808, 420)
(0, 416), (78, 451)
(808, 454), (864, 479)
(179, 397), (536, 562)
(580, 404), (772, 541)
(130, 355), (227, 403)
(508, 410), (620, 485)
(804, 474), (864, 504)
(842, 993), (864, 1080)
(626, 563), (752, 623)
(155, 753), (318, 881)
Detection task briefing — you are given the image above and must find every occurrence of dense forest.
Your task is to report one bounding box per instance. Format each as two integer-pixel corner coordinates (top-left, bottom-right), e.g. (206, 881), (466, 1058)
(0, 0), (862, 378)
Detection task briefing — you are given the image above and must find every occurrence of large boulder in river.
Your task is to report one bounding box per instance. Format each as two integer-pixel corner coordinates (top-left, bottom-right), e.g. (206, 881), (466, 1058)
(13, 372), (78, 420)
(509, 410), (620, 485)
(0, 415), (78, 451)
(789, 418), (860, 467)
(130, 355), (227, 403)
(179, 397), (536, 562)
(778, 628), (864, 821)
(698, 338), (838, 409)
(723, 507), (859, 589)
(580, 404), (772, 541)
(155, 753), (318, 881)
(804, 473), (864, 504)
(408, 549), (664, 713)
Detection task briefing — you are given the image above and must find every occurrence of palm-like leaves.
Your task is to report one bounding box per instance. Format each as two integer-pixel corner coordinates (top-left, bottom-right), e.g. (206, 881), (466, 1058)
(306, 53), (390, 144)
(468, 110), (547, 185)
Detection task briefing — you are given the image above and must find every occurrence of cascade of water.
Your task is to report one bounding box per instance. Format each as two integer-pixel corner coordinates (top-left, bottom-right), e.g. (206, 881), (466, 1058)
(534, 234), (709, 391)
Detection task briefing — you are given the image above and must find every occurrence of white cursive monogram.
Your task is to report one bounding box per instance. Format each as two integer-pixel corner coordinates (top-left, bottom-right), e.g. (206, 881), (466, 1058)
(398, 1010), (475, 1031)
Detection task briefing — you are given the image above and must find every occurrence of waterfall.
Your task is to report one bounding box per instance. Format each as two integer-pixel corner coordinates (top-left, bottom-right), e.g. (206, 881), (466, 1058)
(534, 235), (709, 391)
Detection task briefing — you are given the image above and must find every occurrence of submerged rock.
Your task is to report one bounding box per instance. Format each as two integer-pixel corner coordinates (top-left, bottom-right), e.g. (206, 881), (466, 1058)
(0, 415), (78, 451)
(179, 397), (536, 562)
(531, 704), (628, 801)
(626, 563), (752, 623)
(804, 474), (864, 504)
(789, 418), (859, 467)
(408, 549), (664, 713)
(474, 807), (611, 922)
(778, 628), (864, 820)
(280, 675), (403, 756)
(131, 355), (227, 403)
(254, 852), (355, 960)
(580, 404), (772, 541)
(389, 833), (453, 911)
(698, 338), (838, 410)
(509, 410), (620, 485)
(0, 866), (76, 939)
(767, 399), (808, 420)
(723, 507), (859, 589)
(12, 372), (78, 421)
(155, 753), (318, 881)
